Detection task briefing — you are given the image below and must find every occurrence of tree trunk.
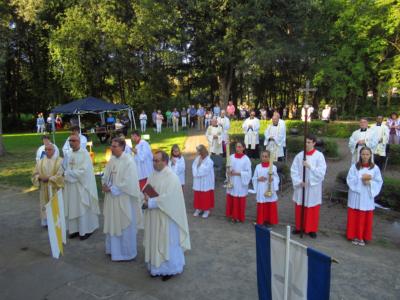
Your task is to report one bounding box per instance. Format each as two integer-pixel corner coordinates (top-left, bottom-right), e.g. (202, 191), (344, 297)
(218, 64), (234, 109)
(0, 90), (5, 156)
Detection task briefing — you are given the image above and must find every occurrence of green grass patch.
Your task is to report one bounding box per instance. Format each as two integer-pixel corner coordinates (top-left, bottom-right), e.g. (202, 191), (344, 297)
(0, 128), (187, 188)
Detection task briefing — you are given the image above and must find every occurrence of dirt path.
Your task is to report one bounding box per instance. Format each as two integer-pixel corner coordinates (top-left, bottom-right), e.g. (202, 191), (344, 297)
(0, 131), (399, 299)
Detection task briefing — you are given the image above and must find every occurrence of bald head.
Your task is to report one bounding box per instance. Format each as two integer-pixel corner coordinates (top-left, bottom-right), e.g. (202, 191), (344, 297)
(45, 143), (55, 158)
(69, 134), (80, 151)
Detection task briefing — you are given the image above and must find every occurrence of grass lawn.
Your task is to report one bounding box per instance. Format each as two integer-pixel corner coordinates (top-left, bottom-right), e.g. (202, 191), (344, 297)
(0, 128), (187, 189)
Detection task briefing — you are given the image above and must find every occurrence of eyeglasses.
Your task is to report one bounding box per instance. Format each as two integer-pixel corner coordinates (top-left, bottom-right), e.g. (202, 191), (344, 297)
(153, 159), (161, 162)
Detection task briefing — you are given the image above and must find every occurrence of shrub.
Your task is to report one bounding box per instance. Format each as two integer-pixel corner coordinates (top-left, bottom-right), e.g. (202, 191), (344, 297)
(388, 144), (400, 165)
(377, 177), (400, 212)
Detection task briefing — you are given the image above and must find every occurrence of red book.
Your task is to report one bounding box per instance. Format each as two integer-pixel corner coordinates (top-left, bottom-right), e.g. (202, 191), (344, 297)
(142, 184), (159, 198)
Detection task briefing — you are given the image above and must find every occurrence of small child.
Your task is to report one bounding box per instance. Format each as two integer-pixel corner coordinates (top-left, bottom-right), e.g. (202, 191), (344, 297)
(252, 150), (280, 226)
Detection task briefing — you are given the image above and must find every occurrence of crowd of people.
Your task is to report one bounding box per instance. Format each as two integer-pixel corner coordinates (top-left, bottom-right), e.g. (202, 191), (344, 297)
(30, 102), (399, 282)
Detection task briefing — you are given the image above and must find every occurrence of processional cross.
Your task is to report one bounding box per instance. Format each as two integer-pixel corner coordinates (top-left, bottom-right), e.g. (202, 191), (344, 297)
(297, 80), (317, 238)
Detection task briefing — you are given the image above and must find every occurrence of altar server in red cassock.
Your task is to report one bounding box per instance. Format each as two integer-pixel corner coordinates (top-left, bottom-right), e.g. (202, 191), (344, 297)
(192, 144), (215, 219)
(346, 146), (383, 246)
(226, 141), (252, 223)
(252, 150), (280, 225)
(290, 134), (326, 238)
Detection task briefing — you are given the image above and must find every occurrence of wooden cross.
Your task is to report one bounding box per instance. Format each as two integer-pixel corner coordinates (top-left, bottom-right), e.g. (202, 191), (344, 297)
(298, 80), (317, 106)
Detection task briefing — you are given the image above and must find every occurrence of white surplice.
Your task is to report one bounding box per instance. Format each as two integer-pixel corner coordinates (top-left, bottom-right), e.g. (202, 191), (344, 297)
(252, 164), (280, 203)
(62, 134), (88, 158)
(290, 150), (327, 207)
(226, 155), (252, 197)
(192, 156), (215, 191)
(371, 124), (390, 157)
(134, 139), (153, 180)
(264, 123), (286, 158)
(346, 164), (383, 211)
(243, 117), (260, 149)
(206, 125), (223, 155)
(169, 156), (186, 185)
(348, 128), (378, 163)
(217, 116), (230, 142)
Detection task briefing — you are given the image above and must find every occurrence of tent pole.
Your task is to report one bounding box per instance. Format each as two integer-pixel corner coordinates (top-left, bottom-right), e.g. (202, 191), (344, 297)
(132, 109), (136, 130)
(78, 114), (82, 134)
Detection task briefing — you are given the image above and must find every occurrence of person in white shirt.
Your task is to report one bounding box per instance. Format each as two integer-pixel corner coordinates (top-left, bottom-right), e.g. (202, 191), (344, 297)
(321, 105), (331, 122)
(172, 108), (180, 132)
(139, 111), (148, 132)
(301, 104), (314, 122)
(169, 144), (185, 187)
(226, 141), (252, 223)
(131, 131), (153, 190)
(371, 116), (390, 170)
(242, 110), (260, 159)
(346, 147), (383, 246)
(192, 145), (215, 219)
(348, 118), (378, 164)
(156, 110), (164, 133)
(252, 150), (280, 225)
(36, 135), (59, 162)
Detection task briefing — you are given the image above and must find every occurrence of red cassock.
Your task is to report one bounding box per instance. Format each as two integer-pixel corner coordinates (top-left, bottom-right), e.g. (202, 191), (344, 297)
(194, 190), (215, 210)
(226, 194), (246, 222)
(346, 208), (373, 241)
(256, 202), (278, 225)
(295, 204), (320, 233)
(139, 178), (147, 191)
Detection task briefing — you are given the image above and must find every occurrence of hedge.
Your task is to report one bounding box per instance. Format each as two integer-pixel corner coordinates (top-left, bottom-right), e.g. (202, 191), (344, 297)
(335, 171), (400, 212)
(228, 120), (360, 138)
(388, 144), (400, 165)
(228, 134), (339, 158)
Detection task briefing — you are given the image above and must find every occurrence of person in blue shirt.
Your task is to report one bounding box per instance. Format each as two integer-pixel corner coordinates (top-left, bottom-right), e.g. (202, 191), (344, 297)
(189, 105), (197, 128)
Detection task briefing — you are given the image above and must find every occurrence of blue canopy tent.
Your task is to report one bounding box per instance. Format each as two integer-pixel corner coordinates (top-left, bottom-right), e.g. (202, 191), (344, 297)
(51, 96), (136, 132)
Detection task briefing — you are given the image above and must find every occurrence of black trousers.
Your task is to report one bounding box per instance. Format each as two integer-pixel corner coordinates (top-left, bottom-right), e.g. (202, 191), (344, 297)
(374, 155), (386, 171)
(246, 145), (259, 159)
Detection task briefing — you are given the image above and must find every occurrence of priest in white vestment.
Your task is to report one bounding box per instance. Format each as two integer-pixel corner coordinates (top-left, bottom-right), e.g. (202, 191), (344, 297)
(301, 105), (314, 122)
(206, 118), (223, 155)
(346, 147), (383, 246)
(62, 126), (87, 158)
(370, 116), (390, 171)
(348, 118), (378, 164)
(226, 141), (252, 223)
(264, 113), (286, 160)
(252, 150), (280, 226)
(242, 110), (260, 159)
(32, 143), (64, 227)
(36, 135), (60, 162)
(142, 151), (191, 281)
(169, 145), (185, 187)
(192, 145), (215, 218)
(102, 138), (143, 261)
(63, 135), (100, 240)
(131, 131), (153, 190)
(217, 110), (230, 155)
(290, 134), (326, 238)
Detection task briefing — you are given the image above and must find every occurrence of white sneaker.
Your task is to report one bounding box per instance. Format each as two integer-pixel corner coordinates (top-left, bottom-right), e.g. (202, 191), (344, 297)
(352, 239), (360, 245)
(202, 211), (210, 219)
(193, 209), (201, 217)
(358, 240), (365, 246)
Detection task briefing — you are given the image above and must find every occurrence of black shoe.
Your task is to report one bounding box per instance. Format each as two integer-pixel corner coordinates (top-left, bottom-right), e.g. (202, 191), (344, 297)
(292, 229), (301, 235)
(162, 275), (173, 282)
(79, 233), (92, 240)
(68, 232), (79, 239)
(309, 232), (317, 239)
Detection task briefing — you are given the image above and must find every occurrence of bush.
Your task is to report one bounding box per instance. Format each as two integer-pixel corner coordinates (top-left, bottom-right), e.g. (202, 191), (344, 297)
(335, 171), (400, 212)
(378, 177), (400, 212)
(285, 136), (339, 158)
(228, 120), (360, 138)
(388, 144), (400, 165)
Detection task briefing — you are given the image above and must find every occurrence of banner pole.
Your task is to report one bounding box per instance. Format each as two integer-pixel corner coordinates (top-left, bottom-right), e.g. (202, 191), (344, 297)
(283, 225), (291, 300)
